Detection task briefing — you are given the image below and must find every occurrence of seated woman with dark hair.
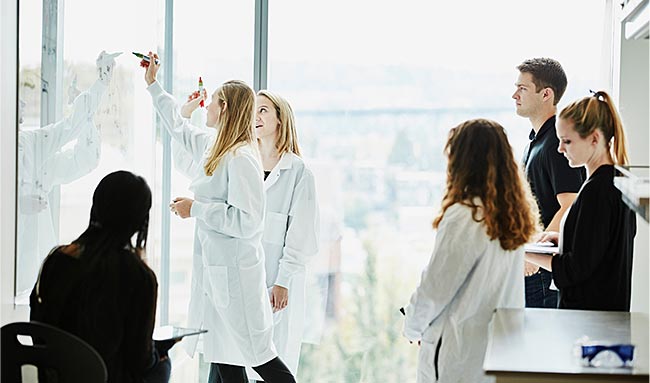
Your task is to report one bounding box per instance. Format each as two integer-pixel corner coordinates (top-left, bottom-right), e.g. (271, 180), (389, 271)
(30, 170), (172, 383)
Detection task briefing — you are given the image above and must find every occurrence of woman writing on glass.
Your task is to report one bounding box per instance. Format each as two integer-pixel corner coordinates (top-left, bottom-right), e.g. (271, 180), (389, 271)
(142, 52), (295, 383)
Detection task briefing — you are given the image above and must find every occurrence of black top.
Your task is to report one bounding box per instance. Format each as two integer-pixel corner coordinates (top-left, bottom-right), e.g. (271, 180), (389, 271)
(264, 170), (271, 181)
(552, 165), (636, 311)
(30, 247), (158, 383)
(523, 116), (585, 227)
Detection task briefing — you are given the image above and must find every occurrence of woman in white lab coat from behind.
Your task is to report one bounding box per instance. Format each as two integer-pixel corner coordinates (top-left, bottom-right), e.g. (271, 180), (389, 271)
(142, 52), (295, 383)
(403, 119), (539, 383)
(245, 91), (319, 381)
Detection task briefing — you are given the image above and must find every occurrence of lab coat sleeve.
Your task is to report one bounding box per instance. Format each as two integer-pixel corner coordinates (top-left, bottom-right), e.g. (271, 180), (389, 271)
(403, 205), (486, 342)
(37, 80), (107, 160)
(47, 116), (101, 185)
(172, 139), (202, 179)
(275, 168), (320, 288)
(147, 81), (213, 162)
(552, 187), (612, 288)
(190, 153), (264, 238)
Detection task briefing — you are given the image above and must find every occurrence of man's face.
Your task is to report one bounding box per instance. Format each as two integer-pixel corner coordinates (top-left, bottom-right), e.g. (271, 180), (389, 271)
(512, 72), (544, 118)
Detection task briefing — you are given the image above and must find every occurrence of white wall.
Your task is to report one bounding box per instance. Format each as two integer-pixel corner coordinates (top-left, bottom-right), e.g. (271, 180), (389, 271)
(619, 35), (650, 314)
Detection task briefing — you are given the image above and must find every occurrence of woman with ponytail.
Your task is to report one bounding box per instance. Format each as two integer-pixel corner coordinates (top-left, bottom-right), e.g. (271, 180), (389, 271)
(143, 53), (295, 383)
(526, 90), (637, 311)
(30, 170), (172, 383)
(403, 119), (539, 383)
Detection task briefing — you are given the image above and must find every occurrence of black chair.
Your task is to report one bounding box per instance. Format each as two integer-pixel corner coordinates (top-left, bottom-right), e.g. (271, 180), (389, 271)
(1, 321), (107, 383)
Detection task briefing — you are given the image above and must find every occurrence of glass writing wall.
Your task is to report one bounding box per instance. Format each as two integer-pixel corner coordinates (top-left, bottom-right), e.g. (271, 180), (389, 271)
(16, 0), (162, 301)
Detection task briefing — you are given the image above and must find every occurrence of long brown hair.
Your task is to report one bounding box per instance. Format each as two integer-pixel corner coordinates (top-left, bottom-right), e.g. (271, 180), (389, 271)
(257, 90), (301, 156)
(433, 119), (539, 250)
(204, 80), (257, 176)
(559, 90), (629, 165)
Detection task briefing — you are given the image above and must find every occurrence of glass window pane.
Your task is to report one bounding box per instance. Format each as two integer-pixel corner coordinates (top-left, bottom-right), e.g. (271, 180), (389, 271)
(268, 1), (605, 381)
(15, 0), (163, 300)
(167, 2), (255, 382)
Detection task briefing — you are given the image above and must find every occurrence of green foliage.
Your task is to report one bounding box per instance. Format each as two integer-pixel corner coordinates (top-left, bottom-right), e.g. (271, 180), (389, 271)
(297, 238), (418, 382)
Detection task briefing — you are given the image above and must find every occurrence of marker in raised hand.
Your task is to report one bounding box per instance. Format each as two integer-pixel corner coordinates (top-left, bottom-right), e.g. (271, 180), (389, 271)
(132, 52), (159, 67)
(198, 77), (205, 108)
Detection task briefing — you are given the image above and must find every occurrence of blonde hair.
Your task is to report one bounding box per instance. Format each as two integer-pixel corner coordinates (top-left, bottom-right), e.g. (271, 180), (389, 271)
(559, 90), (629, 165)
(257, 90), (301, 156)
(433, 119), (539, 251)
(204, 80), (257, 176)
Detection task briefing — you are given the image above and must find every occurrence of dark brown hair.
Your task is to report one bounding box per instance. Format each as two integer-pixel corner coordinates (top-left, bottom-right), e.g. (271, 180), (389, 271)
(559, 90), (629, 165)
(433, 119), (539, 250)
(517, 58), (568, 105)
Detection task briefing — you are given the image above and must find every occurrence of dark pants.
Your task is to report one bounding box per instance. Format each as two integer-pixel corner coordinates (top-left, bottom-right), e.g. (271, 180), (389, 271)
(207, 357), (295, 383)
(525, 269), (558, 308)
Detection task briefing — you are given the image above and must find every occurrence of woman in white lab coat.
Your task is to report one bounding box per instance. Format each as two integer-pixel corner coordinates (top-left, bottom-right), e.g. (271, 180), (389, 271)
(16, 51), (117, 297)
(244, 90), (319, 381)
(403, 119), (539, 383)
(142, 52), (295, 383)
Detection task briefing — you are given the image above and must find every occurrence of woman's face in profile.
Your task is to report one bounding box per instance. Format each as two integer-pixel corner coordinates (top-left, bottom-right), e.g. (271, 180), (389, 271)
(556, 117), (594, 168)
(255, 95), (279, 141)
(206, 90), (223, 128)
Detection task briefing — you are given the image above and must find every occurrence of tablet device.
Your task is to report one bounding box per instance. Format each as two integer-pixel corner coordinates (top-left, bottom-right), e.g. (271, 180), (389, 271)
(152, 326), (208, 341)
(524, 242), (559, 255)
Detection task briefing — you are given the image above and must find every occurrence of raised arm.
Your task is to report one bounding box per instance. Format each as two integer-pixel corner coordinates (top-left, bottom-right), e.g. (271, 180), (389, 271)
(147, 81), (213, 161)
(36, 80), (107, 160)
(143, 52), (212, 161)
(172, 139), (202, 179)
(47, 115), (101, 186)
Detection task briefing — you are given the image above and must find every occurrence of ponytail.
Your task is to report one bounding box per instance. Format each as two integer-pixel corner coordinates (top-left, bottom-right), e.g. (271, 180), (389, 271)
(598, 92), (629, 165)
(559, 90), (629, 165)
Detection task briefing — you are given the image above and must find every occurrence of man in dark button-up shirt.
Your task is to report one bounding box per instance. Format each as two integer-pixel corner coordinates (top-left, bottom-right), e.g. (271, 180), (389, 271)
(512, 58), (585, 308)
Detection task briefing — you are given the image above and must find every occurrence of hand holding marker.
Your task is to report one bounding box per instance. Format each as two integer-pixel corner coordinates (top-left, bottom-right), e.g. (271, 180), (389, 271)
(132, 52), (159, 67)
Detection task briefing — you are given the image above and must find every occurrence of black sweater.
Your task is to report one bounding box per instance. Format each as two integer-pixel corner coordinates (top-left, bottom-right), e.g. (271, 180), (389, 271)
(552, 164), (636, 311)
(30, 246), (158, 383)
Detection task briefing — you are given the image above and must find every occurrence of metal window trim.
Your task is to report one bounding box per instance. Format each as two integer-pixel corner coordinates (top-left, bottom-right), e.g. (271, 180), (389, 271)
(254, 0), (269, 92)
(159, 0), (174, 325)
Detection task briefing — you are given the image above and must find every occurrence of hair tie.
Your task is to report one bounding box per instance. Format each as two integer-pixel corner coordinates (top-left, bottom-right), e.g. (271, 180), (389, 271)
(589, 89), (604, 101)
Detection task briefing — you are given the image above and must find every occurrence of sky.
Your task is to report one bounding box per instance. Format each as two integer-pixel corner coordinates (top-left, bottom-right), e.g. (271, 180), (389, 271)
(19, 0), (608, 100)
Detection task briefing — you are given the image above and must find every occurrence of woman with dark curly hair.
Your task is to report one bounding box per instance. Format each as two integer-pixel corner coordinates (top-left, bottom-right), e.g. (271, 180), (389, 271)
(403, 118), (539, 383)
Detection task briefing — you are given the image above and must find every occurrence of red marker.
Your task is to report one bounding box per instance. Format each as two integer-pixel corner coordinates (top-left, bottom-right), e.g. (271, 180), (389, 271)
(198, 77), (204, 107)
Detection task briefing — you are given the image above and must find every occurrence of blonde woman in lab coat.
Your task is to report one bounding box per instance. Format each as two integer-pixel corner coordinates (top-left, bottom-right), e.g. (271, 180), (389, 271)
(142, 53), (295, 383)
(244, 90), (319, 381)
(403, 119), (539, 383)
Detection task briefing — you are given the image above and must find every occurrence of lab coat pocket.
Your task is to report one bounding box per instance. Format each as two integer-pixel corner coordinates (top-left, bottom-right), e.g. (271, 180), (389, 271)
(204, 265), (230, 308)
(263, 211), (289, 246)
(239, 258), (273, 334)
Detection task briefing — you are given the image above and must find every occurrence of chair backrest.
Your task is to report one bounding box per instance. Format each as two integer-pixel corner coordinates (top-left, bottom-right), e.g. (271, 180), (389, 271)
(1, 321), (107, 383)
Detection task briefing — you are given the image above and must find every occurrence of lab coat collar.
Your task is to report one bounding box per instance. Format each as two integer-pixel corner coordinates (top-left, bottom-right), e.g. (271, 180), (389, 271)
(264, 152), (294, 190)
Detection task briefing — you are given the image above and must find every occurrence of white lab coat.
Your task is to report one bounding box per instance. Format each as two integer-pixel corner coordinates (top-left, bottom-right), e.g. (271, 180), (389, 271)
(16, 80), (105, 295)
(246, 152), (320, 380)
(148, 81), (277, 367)
(403, 202), (524, 383)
